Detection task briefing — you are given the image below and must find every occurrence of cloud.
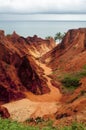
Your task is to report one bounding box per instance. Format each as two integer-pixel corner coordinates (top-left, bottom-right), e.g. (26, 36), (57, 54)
(0, 0), (86, 13)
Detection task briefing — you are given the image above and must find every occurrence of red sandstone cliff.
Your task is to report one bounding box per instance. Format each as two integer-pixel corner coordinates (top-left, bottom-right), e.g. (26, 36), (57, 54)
(0, 28), (86, 124)
(42, 28), (86, 72)
(0, 30), (56, 104)
(41, 28), (86, 124)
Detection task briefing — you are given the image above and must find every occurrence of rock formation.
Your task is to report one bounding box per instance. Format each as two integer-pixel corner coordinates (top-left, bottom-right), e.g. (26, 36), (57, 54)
(0, 106), (10, 118)
(0, 30), (55, 104)
(42, 28), (86, 71)
(0, 28), (86, 125)
(41, 28), (86, 124)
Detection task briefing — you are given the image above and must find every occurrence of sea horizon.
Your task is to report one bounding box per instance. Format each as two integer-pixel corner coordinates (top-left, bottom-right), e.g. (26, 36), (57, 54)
(0, 20), (86, 38)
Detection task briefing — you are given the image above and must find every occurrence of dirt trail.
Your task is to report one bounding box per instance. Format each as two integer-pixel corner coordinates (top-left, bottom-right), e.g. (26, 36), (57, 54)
(3, 61), (62, 122)
(25, 61), (62, 102)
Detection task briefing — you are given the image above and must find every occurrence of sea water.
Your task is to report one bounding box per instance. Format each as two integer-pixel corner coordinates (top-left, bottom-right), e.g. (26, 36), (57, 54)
(0, 21), (86, 38)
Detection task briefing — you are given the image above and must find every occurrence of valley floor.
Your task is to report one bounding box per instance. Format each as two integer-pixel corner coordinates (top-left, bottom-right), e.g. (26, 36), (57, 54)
(3, 62), (62, 122)
(3, 99), (60, 122)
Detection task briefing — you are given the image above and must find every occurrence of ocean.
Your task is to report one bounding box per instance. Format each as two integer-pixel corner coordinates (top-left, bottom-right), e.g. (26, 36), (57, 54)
(0, 21), (86, 38)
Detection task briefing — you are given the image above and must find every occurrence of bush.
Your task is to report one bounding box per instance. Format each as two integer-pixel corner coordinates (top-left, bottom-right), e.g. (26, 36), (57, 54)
(25, 117), (44, 124)
(25, 118), (34, 122)
(35, 117), (44, 124)
(60, 66), (86, 91)
(61, 76), (80, 88)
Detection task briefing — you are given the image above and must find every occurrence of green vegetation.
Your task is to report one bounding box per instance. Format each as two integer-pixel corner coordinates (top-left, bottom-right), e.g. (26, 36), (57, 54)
(82, 64), (86, 70)
(0, 117), (86, 130)
(59, 122), (86, 130)
(25, 117), (86, 130)
(61, 76), (80, 88)
(54, 32), (65, 42)
(45, 32), (65, 42)
(58, 65), (86, 92)
(26, 117), (44, 124)
(0, 118), (39, 130)
(35, 117), (44, 124)
(25, 117), (56, 130)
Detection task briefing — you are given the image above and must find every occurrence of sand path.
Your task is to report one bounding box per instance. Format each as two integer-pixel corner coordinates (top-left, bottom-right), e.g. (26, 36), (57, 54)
(3, 61), (62, 122)
(24, 61), (62, 102)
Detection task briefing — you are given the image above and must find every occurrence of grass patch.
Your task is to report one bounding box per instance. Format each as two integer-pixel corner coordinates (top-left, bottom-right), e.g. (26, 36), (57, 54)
(25, 117), (56, 129)
(0, 118), (39, 130)
(58, 66), (86, 92)
(0, 117), (86, 130)
(59, 122), (86, 130)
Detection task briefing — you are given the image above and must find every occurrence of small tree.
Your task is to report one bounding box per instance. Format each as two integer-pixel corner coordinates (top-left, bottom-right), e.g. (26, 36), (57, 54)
(54, 32), (64, 42)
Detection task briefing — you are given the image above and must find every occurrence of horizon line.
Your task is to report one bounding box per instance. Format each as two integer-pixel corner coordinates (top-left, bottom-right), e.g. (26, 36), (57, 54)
(0, 20), (86, 22)
(0, 12), (86, 15)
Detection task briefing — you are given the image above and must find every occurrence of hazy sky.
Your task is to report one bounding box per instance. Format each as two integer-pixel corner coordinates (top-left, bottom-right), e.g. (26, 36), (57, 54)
(0, 0), (86, 20)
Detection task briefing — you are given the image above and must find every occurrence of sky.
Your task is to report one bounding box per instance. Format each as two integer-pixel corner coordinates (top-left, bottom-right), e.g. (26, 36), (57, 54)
(0, 0), (86, 20)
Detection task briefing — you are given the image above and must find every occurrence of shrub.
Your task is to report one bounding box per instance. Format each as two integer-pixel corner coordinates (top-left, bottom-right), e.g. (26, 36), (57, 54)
(61, 76), (80, 88)
(60, 67), (86, 91)
(35, 117), (44, 124)
(25, 118), (34, 122)
(26, 117), (44, 124)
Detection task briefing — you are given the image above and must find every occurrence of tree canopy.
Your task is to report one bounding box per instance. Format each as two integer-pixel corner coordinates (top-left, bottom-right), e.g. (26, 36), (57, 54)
(54, 32), (65, 42)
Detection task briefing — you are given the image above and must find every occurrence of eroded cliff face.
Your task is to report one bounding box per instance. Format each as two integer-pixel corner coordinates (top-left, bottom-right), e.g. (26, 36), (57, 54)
(18, 56), (49, 94)
(42, 28), (86, 71)
(0, 30), (55, 103)
(41, 28), (86, 125)
(7, 33), (56, 58)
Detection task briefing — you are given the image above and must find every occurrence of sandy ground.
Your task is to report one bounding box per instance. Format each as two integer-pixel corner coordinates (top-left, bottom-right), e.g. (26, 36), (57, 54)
(3, 61), (62, 122)
(3, 99), (61, 122)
